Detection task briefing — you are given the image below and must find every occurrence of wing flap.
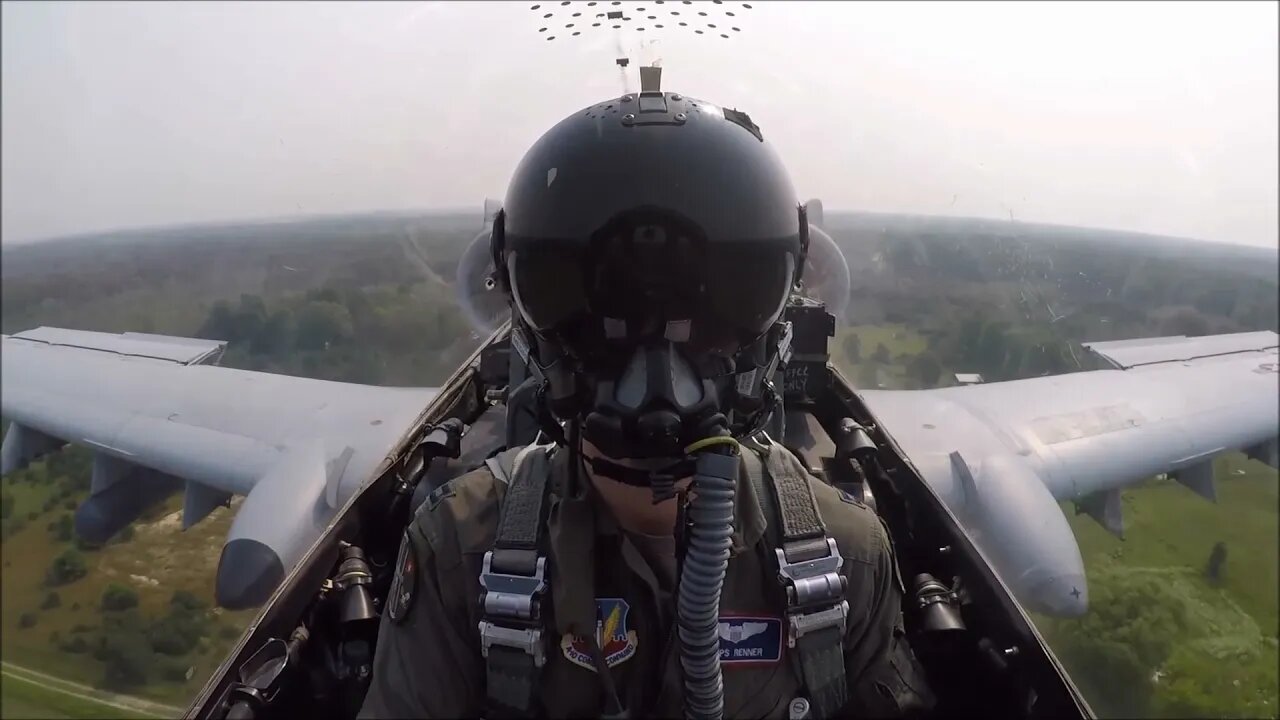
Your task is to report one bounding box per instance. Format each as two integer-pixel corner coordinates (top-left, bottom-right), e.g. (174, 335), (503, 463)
(1082, 331), (1277, 370)
(7, 327), (227, 365)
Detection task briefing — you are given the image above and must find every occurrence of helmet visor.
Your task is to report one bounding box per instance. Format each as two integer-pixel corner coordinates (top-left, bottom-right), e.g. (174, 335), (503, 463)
(508, 214), (797, 356)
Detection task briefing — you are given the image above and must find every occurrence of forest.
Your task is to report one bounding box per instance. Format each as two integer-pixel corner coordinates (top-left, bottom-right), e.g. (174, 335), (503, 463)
(1, 210), (1276, 717)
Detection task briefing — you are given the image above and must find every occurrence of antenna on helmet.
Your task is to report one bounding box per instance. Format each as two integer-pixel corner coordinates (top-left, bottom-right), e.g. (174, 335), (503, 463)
(639, 64), (662, 93)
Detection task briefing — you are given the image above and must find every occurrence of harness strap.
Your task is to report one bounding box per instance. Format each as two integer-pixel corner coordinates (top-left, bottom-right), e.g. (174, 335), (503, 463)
(755, 438), (851, 720)
(481, 443), (555, 718)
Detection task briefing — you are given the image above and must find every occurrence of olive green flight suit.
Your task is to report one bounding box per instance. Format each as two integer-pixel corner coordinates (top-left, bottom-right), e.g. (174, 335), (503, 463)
(360, 444), (934, 718)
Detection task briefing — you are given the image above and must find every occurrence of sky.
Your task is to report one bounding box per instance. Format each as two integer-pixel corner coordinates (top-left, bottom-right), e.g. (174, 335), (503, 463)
(2, 1), (1276, 247)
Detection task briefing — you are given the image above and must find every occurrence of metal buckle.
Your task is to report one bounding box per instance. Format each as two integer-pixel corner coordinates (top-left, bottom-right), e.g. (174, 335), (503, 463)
(478, 550), (548, 666)
(479, 551), (547, 620)
(478, 621), (546, 667)
(776, 538), (845, 607)
(776, 538), (849, 648)
(785, 601), (850, 648)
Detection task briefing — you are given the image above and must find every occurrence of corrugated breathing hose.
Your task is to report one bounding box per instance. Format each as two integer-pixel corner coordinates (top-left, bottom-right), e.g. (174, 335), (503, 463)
(676, 438), (741, 720)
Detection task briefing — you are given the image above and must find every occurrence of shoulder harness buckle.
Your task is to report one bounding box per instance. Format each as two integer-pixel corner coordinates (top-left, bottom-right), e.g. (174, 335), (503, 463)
(479, 551), (548, 667)
(479, 442), (556, 716)
(775, 537), (849, 648)
(751, 435), (852, 719)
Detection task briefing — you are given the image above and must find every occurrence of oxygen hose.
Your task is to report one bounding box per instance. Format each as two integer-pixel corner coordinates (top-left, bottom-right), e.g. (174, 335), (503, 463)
(677, 436), (741, 720)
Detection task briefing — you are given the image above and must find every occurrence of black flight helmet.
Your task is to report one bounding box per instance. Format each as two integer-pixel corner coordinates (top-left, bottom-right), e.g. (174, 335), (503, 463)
(492, 90), (808, 457)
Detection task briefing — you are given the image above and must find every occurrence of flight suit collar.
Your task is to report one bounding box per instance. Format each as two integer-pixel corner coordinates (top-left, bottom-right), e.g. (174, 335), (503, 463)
(546, 446), (769, 638)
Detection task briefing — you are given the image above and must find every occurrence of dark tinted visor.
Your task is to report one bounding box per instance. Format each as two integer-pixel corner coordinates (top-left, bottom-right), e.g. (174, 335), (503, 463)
(508, 214), (797, 355)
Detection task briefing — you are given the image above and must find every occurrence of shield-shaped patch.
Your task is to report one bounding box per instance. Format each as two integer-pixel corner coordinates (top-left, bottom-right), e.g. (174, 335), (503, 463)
(560, 598), (639, 672)
(387, 530), (418, 624)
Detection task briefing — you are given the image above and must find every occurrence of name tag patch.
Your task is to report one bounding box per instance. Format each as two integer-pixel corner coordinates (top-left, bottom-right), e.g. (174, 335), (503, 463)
(718, 615), (783, 665)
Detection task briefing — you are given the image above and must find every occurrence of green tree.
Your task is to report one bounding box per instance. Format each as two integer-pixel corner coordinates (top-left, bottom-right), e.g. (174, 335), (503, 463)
(101, 583), (140, 612)
(975, 321), (1011, 378)
(956, 316), (987, 363)
(1, 491), (13, 520)
(51, 513), (74, 542)
(40, 591), (61, 610)
(1039, 569), (1190, 717)
(907, 353), (943, 388)
(18, 612), (37, 629)
(871, 343), (891, 364)
(254, 308), (296, 355)
(306, 286), (343, 304)
(45, 549), (87, 586)
(843, 333), (862, 363)
(295, 301), (355, 350)
(1154, 644), (1275, 718)
(198, 300), (237, 342)
(98, 614), (152, 691)
(145, 589), (213, 656)
(60, 635), (89, 654)
(170, 590), (207, 613)
(234, 294), (268, 339)
(1160, 307), (1211, 337)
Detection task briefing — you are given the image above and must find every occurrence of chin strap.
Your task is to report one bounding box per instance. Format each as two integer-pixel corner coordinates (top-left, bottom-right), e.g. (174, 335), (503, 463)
(585, 455), (695, 504)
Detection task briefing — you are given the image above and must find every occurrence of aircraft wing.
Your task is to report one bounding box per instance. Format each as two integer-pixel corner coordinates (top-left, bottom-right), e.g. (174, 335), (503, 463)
(0, 327), (437, 609)
(859, 330), (1279, 617)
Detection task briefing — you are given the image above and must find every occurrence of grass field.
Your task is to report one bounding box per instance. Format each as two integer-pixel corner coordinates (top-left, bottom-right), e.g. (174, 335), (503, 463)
(1032, 452), (1279, 717)
(0, 672), (134, 720)
(1066, 454), (1278, 636)
(832, 323), (933, 389)
(1, 466), (255, 708)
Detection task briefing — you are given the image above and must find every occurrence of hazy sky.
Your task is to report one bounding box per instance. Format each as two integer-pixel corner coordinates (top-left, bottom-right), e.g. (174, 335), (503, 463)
(2, 1), (1276, 247)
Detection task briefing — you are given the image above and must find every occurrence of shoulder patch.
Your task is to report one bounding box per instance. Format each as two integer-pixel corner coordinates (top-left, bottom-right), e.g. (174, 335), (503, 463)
(836, 487), (864, 507)
(387, 530), (418, 624)
(424, 480), (456, 512)
(718, 615), (783, 665)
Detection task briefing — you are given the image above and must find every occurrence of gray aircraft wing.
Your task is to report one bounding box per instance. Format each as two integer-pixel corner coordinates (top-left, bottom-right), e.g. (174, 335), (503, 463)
(860, 330), (1279, 618)
(0, 327), (437, 609)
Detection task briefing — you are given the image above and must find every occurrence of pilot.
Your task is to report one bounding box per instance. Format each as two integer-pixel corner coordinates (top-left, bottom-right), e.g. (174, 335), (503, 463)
(359, 90), (935, 719)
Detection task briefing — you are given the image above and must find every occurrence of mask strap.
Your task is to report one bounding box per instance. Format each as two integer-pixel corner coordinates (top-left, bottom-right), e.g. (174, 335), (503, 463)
(584, 455), (697, 506)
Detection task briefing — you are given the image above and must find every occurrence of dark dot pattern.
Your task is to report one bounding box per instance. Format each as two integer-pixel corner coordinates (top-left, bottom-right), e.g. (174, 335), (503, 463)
(528, 1), (752, 40)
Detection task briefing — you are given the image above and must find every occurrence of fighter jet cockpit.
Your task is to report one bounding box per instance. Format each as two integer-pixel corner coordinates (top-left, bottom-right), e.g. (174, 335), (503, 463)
(181, 200), (1095, 720)
(2, 4), (1275, 720)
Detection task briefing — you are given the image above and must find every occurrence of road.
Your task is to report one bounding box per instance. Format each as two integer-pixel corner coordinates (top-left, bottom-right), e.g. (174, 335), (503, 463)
(0, 661), (184, 719)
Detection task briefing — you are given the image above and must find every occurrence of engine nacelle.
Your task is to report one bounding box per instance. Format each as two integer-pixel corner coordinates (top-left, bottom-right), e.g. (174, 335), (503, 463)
(951, 452), (1089, 617)
(455, 199), (510, 336)
(802, 223), (851, 322)
(215, 442), (332, 610)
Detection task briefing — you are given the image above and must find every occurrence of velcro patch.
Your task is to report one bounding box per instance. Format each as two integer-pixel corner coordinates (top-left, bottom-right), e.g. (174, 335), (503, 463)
(718, 615), (783, 665)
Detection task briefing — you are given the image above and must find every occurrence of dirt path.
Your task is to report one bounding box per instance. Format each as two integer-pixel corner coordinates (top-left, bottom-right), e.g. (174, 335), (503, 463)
(0, 661), (184, 718)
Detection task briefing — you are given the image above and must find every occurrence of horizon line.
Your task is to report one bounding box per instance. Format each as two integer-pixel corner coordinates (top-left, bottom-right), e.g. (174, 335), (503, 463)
(2, 206), (1276, 252)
